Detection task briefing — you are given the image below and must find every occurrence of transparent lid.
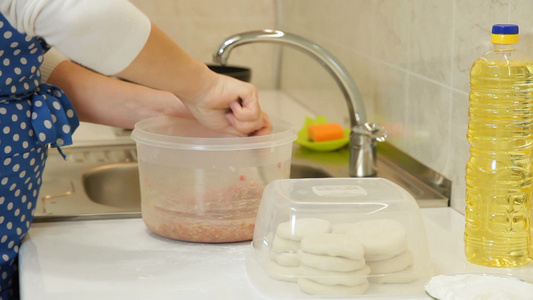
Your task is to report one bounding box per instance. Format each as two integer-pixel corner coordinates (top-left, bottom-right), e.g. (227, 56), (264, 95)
(247, 178), (432, 298)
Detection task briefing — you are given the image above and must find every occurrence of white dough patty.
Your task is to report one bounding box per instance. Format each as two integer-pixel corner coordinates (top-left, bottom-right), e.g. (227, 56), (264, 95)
(300, 265), (371, 286)
(300, 233), (364, 260)
(332, 219), (407, 261)
(267, 260), (299, 282)
(298, 251), (366, 272)
(276, 218), (332, 241)
(271, 234), (301, 253)
(270, 251), (300, 267)
(367, 250), (413, 274)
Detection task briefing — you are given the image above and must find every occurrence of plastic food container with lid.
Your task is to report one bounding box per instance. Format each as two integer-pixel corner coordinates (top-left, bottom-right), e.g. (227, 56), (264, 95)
(131, 116), (296, 243)
(246, 177), (432, 298)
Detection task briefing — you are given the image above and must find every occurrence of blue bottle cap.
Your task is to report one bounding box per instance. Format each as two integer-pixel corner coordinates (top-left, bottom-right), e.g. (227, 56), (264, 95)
(492, 24), (519, 35)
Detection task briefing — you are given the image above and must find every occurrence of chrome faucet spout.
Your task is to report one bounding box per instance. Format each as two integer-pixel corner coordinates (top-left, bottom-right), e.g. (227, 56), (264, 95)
(213, 29), (386, 177)
(213, 29), (366, 127)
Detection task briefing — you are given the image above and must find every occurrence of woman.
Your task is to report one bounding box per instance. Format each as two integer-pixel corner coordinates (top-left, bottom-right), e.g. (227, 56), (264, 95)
(0, 1), (271, 298)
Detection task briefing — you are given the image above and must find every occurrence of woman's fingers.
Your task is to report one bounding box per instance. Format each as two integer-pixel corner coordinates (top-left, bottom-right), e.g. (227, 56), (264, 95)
(227, 97), (272, 136)
(184, 72), (272, 136)
(250, 112), (273, 136)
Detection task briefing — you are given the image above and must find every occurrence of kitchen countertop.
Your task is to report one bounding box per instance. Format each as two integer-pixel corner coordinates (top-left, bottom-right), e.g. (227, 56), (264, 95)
(19, 207), (533, 300)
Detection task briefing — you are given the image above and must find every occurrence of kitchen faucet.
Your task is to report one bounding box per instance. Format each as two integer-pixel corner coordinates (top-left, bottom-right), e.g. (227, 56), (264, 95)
(213, 29), (386, 177)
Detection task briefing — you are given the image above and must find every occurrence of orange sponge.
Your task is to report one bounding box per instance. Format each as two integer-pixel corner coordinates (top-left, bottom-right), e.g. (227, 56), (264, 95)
(307, 123), (344, 142)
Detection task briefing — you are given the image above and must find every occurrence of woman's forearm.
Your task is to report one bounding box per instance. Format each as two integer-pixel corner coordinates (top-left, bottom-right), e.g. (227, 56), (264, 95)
(116, 23), (213, 103)
(2, 0), (271, 135)
(46, 60), (194, 129)
(117, 23), (270, 136)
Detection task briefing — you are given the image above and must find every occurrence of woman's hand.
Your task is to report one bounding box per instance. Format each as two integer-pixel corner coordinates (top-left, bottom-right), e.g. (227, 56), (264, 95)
(184, 72), (272, 136)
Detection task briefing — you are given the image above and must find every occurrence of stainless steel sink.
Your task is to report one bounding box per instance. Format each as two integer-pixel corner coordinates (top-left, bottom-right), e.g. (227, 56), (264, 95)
(35, 142), (450, 222)
(79, 161), (331, 212)
(82, 163), (140, 210)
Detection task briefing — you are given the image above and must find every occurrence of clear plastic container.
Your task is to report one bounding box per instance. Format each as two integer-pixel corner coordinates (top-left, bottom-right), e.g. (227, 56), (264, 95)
(247, 178), (432, 298)
(131, 116), (296, 243)
(465, 24), (533, 267)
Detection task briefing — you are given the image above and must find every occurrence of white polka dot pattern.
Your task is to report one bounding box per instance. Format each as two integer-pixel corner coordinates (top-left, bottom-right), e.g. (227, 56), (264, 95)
(30, 84), (79, 148)
(0, 26), (43, 99)
(0, 13), (79, 299)
(0, 145), (46, 299)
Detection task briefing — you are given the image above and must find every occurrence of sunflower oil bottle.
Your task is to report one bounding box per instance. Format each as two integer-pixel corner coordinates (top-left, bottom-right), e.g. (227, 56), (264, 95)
(465, 24), (533, 267)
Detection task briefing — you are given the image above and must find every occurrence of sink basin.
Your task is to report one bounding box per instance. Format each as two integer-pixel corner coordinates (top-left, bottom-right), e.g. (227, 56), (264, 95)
(290, 164), (332, 179)
(83, 163), (140, 210)
(81, 162), (332, 210)
(35, 142), (450, 222)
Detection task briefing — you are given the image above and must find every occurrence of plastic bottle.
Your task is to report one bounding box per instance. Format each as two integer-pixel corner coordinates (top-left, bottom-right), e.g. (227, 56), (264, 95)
(465, 24), (533, 268)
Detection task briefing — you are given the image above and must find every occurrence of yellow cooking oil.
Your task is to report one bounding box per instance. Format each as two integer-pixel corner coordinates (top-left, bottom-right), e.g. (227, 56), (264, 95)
(465, 24), (533, 268)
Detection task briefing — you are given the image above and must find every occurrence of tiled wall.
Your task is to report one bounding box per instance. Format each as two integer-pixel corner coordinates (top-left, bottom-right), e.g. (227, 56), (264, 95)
(279, 0), (533, 212)
(129, 0), (279, 89)
(131, 0), (533, 212)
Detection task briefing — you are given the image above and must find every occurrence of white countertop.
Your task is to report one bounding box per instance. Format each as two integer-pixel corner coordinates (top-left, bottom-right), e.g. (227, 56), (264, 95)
(21, 90), (533, 299)
(19, 207), (533, 300)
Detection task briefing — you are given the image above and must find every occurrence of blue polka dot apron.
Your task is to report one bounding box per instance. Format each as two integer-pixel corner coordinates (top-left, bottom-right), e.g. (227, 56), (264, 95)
(0, 14), (79, 299)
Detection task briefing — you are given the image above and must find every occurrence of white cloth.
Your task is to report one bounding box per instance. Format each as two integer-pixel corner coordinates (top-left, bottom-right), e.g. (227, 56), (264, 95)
(0, 0), (151, 75)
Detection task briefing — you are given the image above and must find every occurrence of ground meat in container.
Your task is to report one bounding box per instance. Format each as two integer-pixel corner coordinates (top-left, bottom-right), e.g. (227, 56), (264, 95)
(144, 216), (256, 243)
(141, 183), (265, 243)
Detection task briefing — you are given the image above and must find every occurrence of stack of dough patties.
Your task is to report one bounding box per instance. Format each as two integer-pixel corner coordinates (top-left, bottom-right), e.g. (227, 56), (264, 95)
(333, 219), (416, 284)
(268, 218), (332, 282)
(297, 233), (370, 295)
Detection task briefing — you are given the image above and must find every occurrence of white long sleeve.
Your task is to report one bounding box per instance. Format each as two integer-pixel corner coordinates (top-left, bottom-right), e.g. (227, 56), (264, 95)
(40, 47), (68, 83)
(0, 0), (151, 75)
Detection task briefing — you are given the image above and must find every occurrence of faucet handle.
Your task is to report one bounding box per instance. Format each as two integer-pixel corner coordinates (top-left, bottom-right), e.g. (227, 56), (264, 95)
(349, 123), (387, 177)
(352, 123), (388, 142)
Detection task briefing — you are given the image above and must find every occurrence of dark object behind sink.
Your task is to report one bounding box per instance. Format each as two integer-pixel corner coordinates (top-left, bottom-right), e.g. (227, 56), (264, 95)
(206, 64), (251, 82)
(117, 64), (251, 85)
